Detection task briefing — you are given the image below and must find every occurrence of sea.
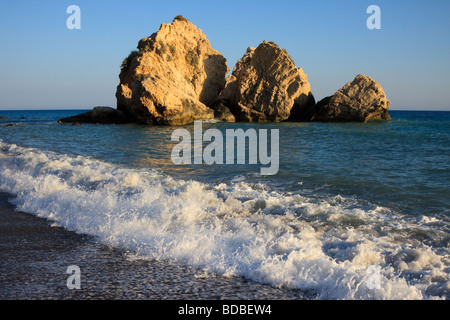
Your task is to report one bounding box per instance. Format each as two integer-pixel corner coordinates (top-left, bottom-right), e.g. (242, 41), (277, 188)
(0, 110), (449, 300)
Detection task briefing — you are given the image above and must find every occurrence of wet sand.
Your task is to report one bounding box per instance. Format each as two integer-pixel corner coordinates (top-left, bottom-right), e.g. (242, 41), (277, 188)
(0, 192), (305, 300)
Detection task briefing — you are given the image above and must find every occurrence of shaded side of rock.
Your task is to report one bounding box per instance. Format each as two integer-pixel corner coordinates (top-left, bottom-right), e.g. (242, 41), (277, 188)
(219, 41), (315, 122)
(313, 74), (391, 122)
(116, 16), (229, 125)
(211, 99), (236, 122)
(59, 107), (129, 124)
(287, 92), (316, 121)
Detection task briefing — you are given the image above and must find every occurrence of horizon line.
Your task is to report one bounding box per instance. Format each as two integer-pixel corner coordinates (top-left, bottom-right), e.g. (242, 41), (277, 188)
(1, 108), (450, 112)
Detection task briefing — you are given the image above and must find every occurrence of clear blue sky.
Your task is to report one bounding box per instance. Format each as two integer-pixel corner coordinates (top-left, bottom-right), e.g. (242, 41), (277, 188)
(0, 0), (449, 110)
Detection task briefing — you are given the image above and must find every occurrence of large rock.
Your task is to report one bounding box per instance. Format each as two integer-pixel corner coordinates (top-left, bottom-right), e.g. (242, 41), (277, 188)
(116, 16), (229, 125)
(313, 74), (391, 122)
(217, 41), (315, 122)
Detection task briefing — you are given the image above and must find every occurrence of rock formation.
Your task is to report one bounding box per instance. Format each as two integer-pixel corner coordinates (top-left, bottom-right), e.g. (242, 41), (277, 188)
(313, 74), (391, 122)
(59, 107), (129, 124)
(59, 17), (391, 126)
(116, 15), (229, 125)
(217, 41), (315, 122)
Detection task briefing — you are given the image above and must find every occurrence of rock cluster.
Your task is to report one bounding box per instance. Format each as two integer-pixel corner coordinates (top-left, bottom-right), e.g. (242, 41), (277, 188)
(60, 16), (390, 125)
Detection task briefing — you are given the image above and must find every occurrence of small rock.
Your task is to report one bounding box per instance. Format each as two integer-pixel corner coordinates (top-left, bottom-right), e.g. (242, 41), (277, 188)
(211, 100), (235, 122)
(313, 74), (391, 122)
(59, 107), (128, 124)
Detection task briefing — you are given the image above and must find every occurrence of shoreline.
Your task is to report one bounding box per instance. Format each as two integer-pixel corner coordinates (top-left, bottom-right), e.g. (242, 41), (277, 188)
(0, 192), (305, 300)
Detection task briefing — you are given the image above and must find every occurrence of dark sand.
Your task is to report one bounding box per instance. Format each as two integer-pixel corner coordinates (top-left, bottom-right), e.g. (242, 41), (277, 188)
(0, 192), (305, 300)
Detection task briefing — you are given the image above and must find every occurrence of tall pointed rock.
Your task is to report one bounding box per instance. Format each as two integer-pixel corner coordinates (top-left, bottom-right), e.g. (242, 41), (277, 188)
(116, 16), (229, 125)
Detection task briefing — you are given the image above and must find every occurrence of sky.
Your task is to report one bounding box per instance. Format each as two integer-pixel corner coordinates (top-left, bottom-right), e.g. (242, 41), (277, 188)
(0, 0), (449, 111)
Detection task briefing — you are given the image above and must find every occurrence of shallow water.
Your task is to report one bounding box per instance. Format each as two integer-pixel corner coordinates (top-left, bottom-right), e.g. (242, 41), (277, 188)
(0, 110), (449, 299)
(0, 192), (307, 300)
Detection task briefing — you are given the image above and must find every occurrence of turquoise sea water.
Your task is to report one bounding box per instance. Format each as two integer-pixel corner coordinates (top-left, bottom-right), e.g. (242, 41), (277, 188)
(0, 110), (449, 299)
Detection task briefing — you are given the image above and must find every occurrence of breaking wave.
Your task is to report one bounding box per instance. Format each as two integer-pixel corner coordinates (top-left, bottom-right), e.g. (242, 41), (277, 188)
(0, 141), (448, 299)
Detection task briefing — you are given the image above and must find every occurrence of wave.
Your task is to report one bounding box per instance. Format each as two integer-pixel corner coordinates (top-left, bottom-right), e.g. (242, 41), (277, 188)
(0, 140), (448, 299)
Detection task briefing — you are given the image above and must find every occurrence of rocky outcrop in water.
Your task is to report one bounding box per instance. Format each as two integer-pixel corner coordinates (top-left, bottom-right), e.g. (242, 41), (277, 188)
(313, 74), (391, 122)
(116, 16), (229, 125)
(217, 41), (315, 122)
(59, 107), (129, 124)
(59, 17), (391, 126)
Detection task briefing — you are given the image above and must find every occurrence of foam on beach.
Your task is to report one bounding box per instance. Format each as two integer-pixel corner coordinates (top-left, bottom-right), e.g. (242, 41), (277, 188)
(0, 141), (449, 299)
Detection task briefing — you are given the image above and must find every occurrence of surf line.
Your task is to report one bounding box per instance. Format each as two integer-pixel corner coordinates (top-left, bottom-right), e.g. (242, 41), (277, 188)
(171, 121), (279, 175)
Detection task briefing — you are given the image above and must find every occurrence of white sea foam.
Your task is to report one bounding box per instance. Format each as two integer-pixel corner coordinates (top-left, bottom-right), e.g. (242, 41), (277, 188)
(0, 141), (448, 299)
